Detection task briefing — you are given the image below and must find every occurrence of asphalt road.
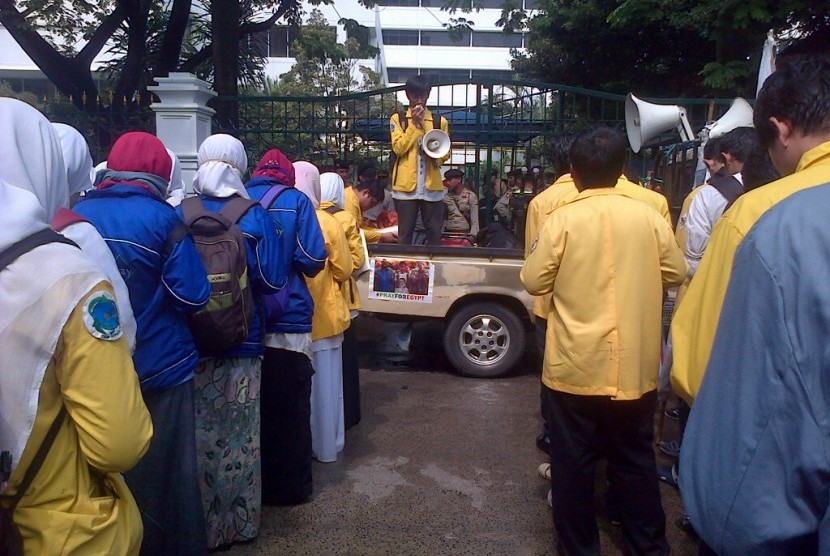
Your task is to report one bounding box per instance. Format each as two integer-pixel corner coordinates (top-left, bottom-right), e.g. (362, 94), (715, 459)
(231, 316), (698, 555)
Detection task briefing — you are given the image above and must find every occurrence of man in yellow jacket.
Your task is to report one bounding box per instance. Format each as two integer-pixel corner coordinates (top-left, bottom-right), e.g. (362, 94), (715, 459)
(521, 126), (685, 556)
(671, 54), (830, 404)
(390, 75), (450, 245)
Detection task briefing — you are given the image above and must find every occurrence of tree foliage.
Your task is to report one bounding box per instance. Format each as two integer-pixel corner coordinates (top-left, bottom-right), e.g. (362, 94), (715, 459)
(506, 0), (829, 97)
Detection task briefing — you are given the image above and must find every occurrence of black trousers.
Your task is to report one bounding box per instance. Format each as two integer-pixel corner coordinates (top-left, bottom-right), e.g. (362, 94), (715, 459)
(535, 317), (550, 438)
(342, 320), (361, 430)
(396, 199), (444, 245)
(260, 347), (314, 505)
(544, 387), (669, 556)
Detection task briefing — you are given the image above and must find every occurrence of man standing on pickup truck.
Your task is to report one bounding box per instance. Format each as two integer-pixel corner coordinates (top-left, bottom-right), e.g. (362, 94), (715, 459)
(390, 75), (450, 245)
(521, 126), (686, 556)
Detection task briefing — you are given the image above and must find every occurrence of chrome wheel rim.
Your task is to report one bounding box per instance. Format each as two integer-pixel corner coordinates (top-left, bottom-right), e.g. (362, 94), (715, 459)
(458, 313), (510, 367)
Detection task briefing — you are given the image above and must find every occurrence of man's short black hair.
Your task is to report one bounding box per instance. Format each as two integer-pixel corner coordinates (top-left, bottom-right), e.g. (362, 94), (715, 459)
(742, 143), (781, 191)
(546, 133), (576, 179)
(754, 54), (830, 150)
(718, 127), (757, 163)
(444, 168), (464, 180)
(353, 178), (384, 203)
(702, 137), (724, 162)
(358, 162), (377, 179)
(405, 75), (431, 98)
(569, 126), (627, 188)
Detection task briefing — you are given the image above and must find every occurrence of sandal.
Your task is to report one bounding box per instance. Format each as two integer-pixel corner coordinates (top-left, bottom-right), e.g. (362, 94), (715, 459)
(658, 440), (681, 458)
(537, 463), (551, 481)
(657, 463), (679, 488)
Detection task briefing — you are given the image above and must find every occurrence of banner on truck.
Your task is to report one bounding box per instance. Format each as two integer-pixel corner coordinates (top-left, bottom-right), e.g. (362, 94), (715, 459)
(368, 257), (434, 303)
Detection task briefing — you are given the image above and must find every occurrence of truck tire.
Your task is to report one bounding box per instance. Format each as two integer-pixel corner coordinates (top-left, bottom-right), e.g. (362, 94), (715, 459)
(443, 301), (527, 378)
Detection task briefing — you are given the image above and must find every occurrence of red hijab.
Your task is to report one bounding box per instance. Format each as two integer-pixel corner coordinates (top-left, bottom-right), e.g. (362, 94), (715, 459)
(107, 132), (172, 181)
(253, 148), (295, 187)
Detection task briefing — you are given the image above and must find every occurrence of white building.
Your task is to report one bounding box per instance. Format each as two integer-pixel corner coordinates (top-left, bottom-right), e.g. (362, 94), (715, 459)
(0, 0), (531, 96)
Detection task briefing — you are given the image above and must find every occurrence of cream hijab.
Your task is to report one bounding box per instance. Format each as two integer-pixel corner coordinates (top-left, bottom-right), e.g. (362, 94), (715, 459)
(294, 161), (321, 208)
(166, 148), (185, 206)
(320, 172), (346, 210)
(52, 123), (94, 196)
(191, 134), (249, 198)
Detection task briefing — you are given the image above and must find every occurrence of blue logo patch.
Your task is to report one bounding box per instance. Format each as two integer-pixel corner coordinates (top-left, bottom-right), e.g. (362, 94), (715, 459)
(83, 291), (123, 341)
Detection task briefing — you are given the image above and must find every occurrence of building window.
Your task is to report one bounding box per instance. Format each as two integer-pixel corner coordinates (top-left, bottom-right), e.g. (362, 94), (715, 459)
(471, 69), (516, 80)
(474, 0), (507, 8)
(376, 0), (420, 6)
(269, 26), (297, 57)
(524, 0), (541, 8)
(471, 31), (523, 48)
(387, 68), (417, 83)
(250, 30), (269, 57)
(420, 30), (471, 47)
(382, 29), (420, 45)
(418, 68), (472, 83)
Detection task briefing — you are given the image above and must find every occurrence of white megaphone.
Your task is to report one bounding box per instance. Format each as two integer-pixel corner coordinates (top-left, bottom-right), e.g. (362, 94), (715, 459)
(625, 93), (695, 153)
(707, 97), (753, 139)
(422, 129), (451, 159)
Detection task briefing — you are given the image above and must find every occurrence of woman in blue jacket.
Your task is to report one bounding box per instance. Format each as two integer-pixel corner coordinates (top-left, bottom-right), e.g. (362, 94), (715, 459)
(176, 134), (287, 550)
(245, 148), (327, 505)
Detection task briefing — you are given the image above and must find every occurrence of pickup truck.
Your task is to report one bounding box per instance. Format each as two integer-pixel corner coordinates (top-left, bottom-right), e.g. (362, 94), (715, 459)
(356, 243), (535, 378)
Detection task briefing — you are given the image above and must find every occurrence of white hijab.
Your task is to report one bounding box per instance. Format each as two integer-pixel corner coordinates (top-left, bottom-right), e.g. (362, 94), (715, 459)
(320, 172), (346, 210)
(166, 148), (185, 206)
(51, 123), (94, 196)
(0, 99), (104, 485)
(294, 161), (321, 208)
(91, 160), (108, 187)
(0, 98), (68, 251)
(191, 133), (249, 199)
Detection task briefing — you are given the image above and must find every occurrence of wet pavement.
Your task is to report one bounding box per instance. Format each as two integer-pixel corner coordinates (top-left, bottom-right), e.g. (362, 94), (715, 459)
(231, 317), (698, 555)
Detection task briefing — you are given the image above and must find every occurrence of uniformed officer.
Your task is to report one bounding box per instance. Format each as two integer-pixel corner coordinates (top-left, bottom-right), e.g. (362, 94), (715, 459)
(442, 168), (479, 236)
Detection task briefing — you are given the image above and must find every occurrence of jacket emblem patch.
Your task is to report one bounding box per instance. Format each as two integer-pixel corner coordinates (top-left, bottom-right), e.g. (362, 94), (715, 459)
(83, 291), (123, 341)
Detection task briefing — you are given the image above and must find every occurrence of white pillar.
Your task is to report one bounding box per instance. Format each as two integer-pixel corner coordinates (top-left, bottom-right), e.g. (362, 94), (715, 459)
(149, 73), (217, 194)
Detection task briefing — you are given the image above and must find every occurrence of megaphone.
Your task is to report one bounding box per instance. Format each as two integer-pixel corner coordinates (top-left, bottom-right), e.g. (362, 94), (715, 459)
(625, 93), (695, 153)
(422, 129), (451, 159)
(707, 97), (753, 139)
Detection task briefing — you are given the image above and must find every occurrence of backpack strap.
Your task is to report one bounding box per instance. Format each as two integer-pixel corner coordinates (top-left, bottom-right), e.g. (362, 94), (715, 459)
(7, 406), (67, 512)
(398, 109), (408, 133)
(0, 229), (77, 272)
(162, 221), (191, 259)
(220, 196), (259, 225)
(259, 184), (289, 210)
(324, 205), (344, 215)
(180, 196), (207, 228)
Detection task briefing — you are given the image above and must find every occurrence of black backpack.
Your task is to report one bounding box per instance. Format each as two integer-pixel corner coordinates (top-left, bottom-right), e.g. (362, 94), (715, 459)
(1, 228), (73, 556)
(181, 196), (258, 354)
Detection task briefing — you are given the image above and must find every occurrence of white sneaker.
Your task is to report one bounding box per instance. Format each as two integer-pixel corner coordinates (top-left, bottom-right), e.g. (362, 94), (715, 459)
(537, 462), (551, 481)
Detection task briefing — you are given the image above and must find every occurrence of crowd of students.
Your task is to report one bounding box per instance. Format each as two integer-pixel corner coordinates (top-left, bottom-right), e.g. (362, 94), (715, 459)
(0, 98), (380, 554)
(523, 54), (830, 556)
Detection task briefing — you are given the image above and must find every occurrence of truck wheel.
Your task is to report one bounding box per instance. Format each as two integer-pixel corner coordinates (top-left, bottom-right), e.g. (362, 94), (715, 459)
(443, 302), (527, 378)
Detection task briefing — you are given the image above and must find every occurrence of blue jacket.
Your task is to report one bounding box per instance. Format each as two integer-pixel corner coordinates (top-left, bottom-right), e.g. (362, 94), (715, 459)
(75, 184), (210, 392)
(246, 176), (326, 334)
(176, 195), (287, 357)
(681, 183), (830, 555)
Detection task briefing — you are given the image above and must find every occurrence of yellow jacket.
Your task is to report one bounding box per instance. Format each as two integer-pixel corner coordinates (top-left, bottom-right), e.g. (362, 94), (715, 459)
(521, 188), (686, 400)
(390, 108), (450, 193)
(345, 186), (381, 244)
(524, 175), (671, 319)
(671, 141), (830, 403)
(306, 209), (352, 340)
(320, 201), (365, 312)
(5, 283), (152, 555)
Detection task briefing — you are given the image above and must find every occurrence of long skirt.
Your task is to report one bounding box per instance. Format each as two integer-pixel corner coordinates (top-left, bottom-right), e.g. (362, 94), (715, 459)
(194, 356), (262, 549)
(123, 379), (207, 556)
(261, 347), (314, 505)
(310, 337), (345, 463)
